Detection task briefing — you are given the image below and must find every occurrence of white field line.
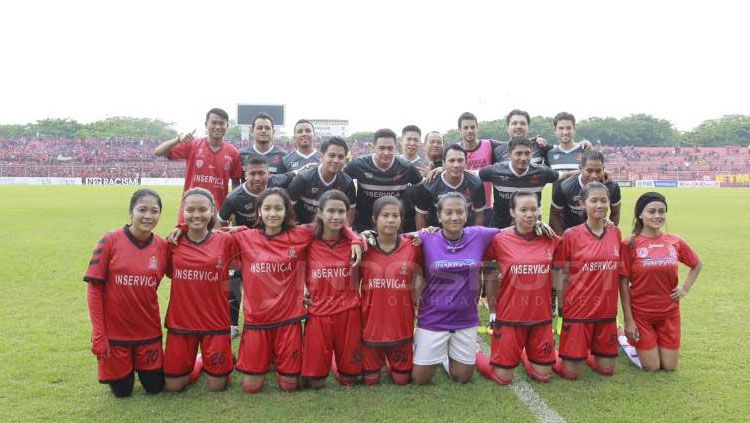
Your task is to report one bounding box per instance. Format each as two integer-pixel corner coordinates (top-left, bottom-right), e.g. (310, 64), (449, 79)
(477, 337), (566, 423)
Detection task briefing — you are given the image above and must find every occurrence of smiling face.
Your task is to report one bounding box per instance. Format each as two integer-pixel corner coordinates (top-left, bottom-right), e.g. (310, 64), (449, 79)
(205, 113), (228, 142)
(424, 132), (444, 160)
(183, 194), (213, 233)
(374, 204), (402, 238)
(444, 148), (466, 179)
(259, 194), (286, 233)
(402, 131), (421, 158)
(321, 144), (346, 175)
(554, 119), (576, 145)
(321, 199), (348, 234)
(509, 144), (532, 173)
(507, 114), (529, 138)
(438, 197), (467, 234)
(459, 119), (477, 144)
(583, 188), (610, 222)
(640, 201), (667, 232)
(373, 137), (397, 168)
(580, 159), (605, 184)
(245, 164), (269, 194)
(511, 195), (540, 233)
(129, 195), (161, 235)
(294, 122), (315, 151)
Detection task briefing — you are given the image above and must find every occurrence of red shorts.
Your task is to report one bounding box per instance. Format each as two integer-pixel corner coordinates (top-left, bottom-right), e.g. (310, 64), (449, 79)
(97, 338), (163, 383)
(164, 332), (233, 378)
(237, 323), (302, 377)
(301, 308), (362, 379)
(632, 312), (681, 350)
(559, 320), (618, 361)
(361, 342), (413, 375)
(490, 323), (555, 368)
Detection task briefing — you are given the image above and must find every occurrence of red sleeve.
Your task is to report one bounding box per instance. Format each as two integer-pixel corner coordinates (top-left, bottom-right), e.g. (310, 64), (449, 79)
(677, 237), (700, 268)
(168, 141), (192, 160)
(87, 283), (108, 355)
(482, 239), (496, 261)
(552, 237), (565, 266)
(83, 232), (113, 284)
(165, 242), (175, 279)
(230, 148), (243, 179)
(341, 225), (364, 248)
(556, 231), (572, 270)
(620, 239), (632, 277)
(227, 234), (241, 270)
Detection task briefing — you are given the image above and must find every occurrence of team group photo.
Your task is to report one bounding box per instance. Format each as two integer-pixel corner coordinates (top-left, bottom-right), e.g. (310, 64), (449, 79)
(2, 1), (749, 421)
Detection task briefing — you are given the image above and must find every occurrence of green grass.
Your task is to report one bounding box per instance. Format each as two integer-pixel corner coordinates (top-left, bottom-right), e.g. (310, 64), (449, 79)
(0, 186), (748, 421)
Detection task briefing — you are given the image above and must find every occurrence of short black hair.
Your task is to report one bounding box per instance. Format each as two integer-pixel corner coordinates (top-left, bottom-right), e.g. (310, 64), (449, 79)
(553, 112), (576, 128)
(205, 108), (229, 124)
(402, 125), (421, 136)
(294, 119), (315, 133)
(580, 150), (605, 166)
(373, 128), (397, 145)
(252, 112), (274, 129)
(443, 144), (467, 160)
(320, 137), (349, 155)
(244, 155), (269, 167)
(507, 136), (533, 153)
(506, 109), (530, 125)
(457, 112), (478, 128)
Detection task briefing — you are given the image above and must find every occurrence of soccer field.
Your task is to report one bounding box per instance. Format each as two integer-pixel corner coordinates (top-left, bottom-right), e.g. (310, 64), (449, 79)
(1, 186), (748, 422)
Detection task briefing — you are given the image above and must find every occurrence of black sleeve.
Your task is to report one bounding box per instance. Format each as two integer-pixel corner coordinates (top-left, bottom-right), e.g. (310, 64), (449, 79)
(413, 184), (432, 212)
(286, 173), (304, 201)
(219, 196), (235, 221)
(270, 172), (295, 189)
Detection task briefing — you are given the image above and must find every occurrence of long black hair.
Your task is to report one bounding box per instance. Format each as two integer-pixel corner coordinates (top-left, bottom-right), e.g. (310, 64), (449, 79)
(314, 190), (350, 239)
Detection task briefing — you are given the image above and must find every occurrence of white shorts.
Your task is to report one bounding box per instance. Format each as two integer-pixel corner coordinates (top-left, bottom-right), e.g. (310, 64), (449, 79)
(413, 327), (478, 366)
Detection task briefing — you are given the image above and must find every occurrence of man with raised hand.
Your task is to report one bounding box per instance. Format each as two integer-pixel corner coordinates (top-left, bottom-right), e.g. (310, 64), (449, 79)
(240, 112), (288, 175)
(154, 107), (242, 222)
(283, 119), (321, 172)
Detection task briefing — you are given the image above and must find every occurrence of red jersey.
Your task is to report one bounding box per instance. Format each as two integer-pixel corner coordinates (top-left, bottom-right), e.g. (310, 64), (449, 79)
(622, 234), (700, 318)
(234, 226), (314, 327)
(165, 231), (239, 333)
(169, 138), (243, 215)
(487, 229), (562, 325)
(306, 238), (359, 316)
(360, 236), (422, 346)
(83, 227), (169, 343)
(560, 224), (623, 321)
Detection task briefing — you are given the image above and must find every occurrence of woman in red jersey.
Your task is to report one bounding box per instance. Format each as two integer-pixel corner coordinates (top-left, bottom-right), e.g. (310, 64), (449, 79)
(302, 190), (363, 388)
(554, 182), (624, 380)
(360, 196), (422, 386)
(233, 188), (362, 394)
(163, 188), (238, 392)
(83, 189), (170, 397)
(484, 191), (561, 385)
(620, 192), (702, 372)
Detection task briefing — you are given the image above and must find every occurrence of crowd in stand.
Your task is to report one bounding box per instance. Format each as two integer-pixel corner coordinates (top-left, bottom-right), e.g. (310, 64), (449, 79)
(1, 136), (748, 180)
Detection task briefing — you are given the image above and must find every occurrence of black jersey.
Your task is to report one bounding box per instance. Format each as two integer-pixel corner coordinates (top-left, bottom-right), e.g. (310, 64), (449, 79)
(413, 172), (487, 228)
(283, 150), (321, 172)
(547, 144), (583, 171)
(401, 155), (430, 169)
(479, 162), (559, 229)
(240, 145), (289, 174)
(345, 156), (423, 231)
(493, 139), (551, 165)
(287, 166), (357, 224)
(551, 175), (622, 230)
(219, 173), (294, 227)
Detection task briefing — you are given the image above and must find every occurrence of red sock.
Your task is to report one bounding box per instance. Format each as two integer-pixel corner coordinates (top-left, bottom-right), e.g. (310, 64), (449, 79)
(586, 354), (614, 376)
(476, 352), (512, 385)
(552, 353), (578, 381)
(189, 354), (203, 383)
(521, 350), (551, 383)
(277, 376), (298, 392)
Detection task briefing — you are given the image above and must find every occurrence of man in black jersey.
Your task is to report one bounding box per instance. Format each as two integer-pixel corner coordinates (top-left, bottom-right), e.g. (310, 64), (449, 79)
(283, 119), (321, 172)
(414, 144), (486, 229)
(240, 112), (288, 174)
(287, 137), (356, 224)
(550, 150), (621, 235)
(479, 137), (564, 229)
(345, 128), (423, 232)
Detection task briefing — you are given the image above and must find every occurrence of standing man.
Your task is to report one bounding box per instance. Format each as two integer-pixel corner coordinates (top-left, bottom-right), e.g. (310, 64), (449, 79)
(287, 137), (356, 224)
(550, 150), (621, 235)
(493, 109), (552, 165)
(547, 112), (585, 172)
(423, 131), (445, 170)
(345, 128), (423, 232)
(154, 107), (243, 222)
(401, 125), (429, 169)
(240, 112), (288, 175)
(414, 145), (486, 229)
(283, 119), (321, 172)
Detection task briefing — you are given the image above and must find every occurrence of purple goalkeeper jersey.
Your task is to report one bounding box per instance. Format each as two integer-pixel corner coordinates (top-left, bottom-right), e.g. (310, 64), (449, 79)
(417, 226), (499, 331)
